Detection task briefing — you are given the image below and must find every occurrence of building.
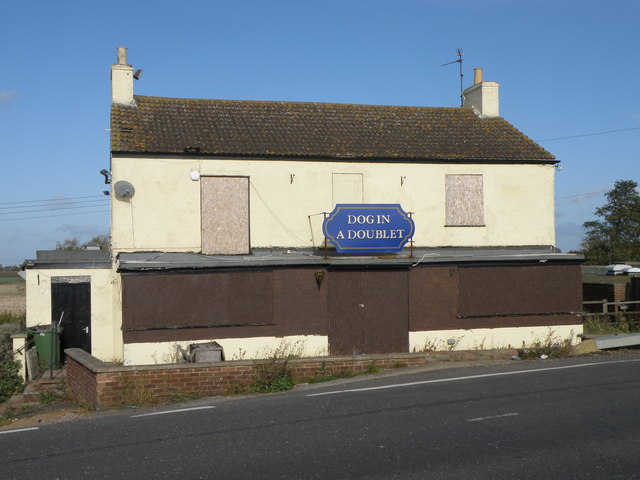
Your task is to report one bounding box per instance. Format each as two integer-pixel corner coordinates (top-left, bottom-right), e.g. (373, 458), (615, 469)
(23, 48), (583, 365)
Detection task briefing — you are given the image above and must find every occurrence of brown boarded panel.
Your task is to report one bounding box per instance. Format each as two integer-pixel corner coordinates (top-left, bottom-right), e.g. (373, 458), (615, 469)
(122, 271), (273, 343)
(272, 269), (330, 335)
(409, 266), (458, 331)
(329, 270), (408, 355)
(457, 264), (583, 328)
(328, 271), (361, 354)
(201, 176), (249, 255)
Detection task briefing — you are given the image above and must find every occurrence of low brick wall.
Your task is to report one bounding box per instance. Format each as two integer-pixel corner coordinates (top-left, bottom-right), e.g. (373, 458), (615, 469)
(65, 348), (516, 409)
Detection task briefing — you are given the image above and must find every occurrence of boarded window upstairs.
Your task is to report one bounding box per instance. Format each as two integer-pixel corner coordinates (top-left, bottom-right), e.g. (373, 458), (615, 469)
(332, 173), (364, 205)
(201, 176), (250, 255)
(445, 174), (484, 226)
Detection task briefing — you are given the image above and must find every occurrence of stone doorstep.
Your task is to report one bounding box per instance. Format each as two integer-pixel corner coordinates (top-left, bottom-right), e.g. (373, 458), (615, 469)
(10, 368), (67, 405)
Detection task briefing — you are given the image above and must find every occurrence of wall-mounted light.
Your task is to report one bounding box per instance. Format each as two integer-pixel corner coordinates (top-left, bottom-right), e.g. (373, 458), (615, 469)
(290, 173), (296, 184)
(190, 171), (200, 181)
(400, 176), (406, 186)
(314, 271), (325, 288)
(100, 169), (111, 184)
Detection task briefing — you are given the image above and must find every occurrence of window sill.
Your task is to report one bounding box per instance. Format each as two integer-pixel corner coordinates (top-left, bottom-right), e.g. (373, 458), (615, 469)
(444, 224), (486, 227)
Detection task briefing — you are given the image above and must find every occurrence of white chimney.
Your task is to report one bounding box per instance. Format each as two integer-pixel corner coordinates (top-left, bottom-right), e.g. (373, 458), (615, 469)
(111, 46), (134, 105)
(462, 67), (499, 117)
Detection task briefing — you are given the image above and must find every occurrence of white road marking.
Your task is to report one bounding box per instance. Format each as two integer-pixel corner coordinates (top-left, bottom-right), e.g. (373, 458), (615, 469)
(131, 406), (216, 418)
(0, 427), (39, 435)
(306, 358), (640, 397)
(467, 413), (519, 422)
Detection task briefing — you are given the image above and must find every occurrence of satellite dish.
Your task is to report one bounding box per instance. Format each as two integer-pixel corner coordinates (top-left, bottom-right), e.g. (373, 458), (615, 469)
(114, 180), (135, 198)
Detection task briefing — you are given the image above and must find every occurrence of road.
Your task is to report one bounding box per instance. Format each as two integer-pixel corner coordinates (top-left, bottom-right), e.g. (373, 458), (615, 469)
(2, 353), (640, 479)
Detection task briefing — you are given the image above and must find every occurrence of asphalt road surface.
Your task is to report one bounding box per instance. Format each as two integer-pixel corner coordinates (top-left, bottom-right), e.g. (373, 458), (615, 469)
(2, 353), (640, 479)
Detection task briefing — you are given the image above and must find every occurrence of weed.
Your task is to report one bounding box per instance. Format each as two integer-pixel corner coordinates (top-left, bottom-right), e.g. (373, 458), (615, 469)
(168, 392), (200, 404)
(257, 339), (306, 360)
(518, 331), (574, 360)
(231, 348), (247, 361)
(118, 376), (156, 408)
(365, 360), (380, 374)
(413, 338), (447, 352)
(248, 340), (308, 393)
(308, 368), (356, 384)
(225, 384), (251, 395)
(251, 360), (294, 393)
(583, 315), (639, 335)
(39, 391), (60, 405)
(73, 398), (94, 413)
(392, 361), (406, 368)
(470, 339), (487, 351)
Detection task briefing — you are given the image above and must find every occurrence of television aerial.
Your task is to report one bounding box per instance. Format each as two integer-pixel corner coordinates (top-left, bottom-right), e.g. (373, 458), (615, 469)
(441, 49), (464, 107)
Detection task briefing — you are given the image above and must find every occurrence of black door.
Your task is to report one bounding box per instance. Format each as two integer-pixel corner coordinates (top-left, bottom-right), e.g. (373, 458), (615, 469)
(51, 281), (91, 357)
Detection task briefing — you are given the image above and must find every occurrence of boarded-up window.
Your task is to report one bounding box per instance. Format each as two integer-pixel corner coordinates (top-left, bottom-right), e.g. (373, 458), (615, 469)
(332, 173), (363, 205)
(445, 174), (484, 226)
(201, 176), (250, 254)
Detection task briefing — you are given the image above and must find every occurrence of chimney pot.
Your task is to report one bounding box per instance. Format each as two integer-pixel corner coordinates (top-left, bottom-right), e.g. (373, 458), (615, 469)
(474, 68), (483, 85)
(117, 47), (128, 65)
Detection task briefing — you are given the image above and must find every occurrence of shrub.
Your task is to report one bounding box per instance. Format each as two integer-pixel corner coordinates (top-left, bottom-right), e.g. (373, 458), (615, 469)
(0, 358), (22, 403)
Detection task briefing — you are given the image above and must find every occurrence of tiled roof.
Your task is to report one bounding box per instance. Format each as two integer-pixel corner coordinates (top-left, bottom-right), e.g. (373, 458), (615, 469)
(111, 96), (555, 162)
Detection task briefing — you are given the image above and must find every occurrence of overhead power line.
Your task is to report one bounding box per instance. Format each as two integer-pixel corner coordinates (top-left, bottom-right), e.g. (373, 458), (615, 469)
(556, 188), (608, 201)
(0, 209), (110, 222)
(0, 194), (106, 207)
(538, 126), (640, 143)
(0, 199), (109, 213)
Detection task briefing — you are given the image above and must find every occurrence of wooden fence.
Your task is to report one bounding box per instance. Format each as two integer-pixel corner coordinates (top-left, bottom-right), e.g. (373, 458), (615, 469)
(582, 299), (640, 328)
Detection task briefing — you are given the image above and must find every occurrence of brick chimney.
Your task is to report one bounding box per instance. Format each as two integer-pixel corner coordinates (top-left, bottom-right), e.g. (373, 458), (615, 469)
(462, 68), (499, 117)
(111, 47), (134, 105)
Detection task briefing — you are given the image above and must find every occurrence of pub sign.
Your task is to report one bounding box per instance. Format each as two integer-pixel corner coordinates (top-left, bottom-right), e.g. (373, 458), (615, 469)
(322, 204), (415, 253)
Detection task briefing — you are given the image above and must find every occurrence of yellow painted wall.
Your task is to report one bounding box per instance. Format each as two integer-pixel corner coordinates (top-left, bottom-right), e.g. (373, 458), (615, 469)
(110, 157), (556, 253)
(119, 325), (581, 366)
(409, 325), (581, 352)
(122, 335), (329, 366)
(24, 268), (120, 361)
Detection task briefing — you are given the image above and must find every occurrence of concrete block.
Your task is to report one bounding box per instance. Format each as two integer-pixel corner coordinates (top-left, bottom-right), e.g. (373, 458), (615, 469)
(595, 334), (640, 350)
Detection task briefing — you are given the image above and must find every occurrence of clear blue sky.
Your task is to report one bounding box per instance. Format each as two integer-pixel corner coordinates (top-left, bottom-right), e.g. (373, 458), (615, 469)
(1, 0), (638, 266)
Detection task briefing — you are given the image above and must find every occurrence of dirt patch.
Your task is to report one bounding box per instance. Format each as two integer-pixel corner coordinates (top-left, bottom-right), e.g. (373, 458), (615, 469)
(1, 403), (92, 430)
(0, 282), (25, 314)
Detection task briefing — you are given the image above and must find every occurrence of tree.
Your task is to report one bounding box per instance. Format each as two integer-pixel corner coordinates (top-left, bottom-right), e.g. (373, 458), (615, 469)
(579, 180), (640, 265)
(56, 238), (82, 250)
(55, 234), (110, 251)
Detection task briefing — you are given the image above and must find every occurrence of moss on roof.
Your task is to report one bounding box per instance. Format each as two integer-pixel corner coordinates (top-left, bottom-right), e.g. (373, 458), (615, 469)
(111, 96), (555, 162)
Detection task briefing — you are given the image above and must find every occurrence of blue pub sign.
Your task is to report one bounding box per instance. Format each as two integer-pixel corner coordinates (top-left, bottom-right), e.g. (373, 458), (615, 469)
(322, 204), (415, 253)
